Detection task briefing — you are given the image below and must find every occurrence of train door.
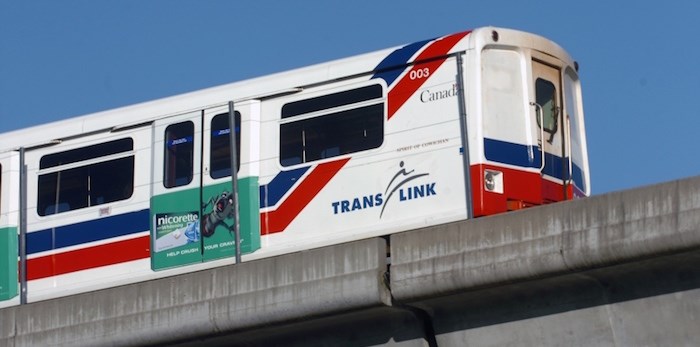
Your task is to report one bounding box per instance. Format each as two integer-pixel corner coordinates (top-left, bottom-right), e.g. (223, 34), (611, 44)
(0, 151), (18, 303)
(201, 102), (260, 261)
(151, 111), (204, 270)
(150, 104), (260, 270)
(532, 59), (568, 201)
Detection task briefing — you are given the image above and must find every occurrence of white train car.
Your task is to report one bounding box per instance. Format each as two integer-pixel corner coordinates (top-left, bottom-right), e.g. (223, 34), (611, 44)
(0, 27), (589, 306)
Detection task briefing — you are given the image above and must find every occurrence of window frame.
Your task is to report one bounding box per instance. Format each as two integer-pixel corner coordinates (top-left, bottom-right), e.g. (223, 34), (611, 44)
(279, 84), (385, 167)
(163, 121), (195, 188)
(36, 138), (135, 217)
(209, 111), (242, 180)
(535, 78), (559, 135)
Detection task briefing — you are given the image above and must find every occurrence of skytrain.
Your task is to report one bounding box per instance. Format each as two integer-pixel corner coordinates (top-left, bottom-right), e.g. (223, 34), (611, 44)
(0, 27), (589, 307)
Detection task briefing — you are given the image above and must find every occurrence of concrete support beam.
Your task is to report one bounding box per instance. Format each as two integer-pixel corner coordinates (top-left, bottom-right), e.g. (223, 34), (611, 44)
(390, 176), (700, 346)
(1, 238), (390, 347)
(390, 176), (700, 302)
(424, 251), (700, 346)
(172, 307), (432, 347)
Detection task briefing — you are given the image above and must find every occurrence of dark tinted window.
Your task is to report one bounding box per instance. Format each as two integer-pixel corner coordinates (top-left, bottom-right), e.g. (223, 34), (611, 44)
(40, 138), (133, 169)
(210, 111), (241, 179)
(535, 78), (558, 134)
(38, 139), (134, 216)
(280, 85), (384, 166)
(282, 84), (383, 119)
(164, 121), (194, 188)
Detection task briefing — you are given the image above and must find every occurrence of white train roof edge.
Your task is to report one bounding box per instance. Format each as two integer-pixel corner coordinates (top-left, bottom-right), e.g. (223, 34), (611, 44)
(0, 27), (575, 153)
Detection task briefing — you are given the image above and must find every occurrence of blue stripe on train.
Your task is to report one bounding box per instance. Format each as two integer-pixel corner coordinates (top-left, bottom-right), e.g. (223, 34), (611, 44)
(27, 209), (150, 255)
(259, 166), (310, 209)
(25, 139), (587, 257)
(484, 138), (585, 189)
(27, 165), (312, 255)
(484, 138), (541, 169)
(371, 38), (432, 86)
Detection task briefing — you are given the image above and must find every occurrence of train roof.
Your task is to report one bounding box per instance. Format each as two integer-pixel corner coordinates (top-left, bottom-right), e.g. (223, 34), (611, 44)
(0, 27), (573, 153)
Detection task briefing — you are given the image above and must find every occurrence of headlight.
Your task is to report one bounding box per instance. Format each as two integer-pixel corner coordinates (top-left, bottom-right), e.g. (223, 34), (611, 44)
(484, 169), (503, 194)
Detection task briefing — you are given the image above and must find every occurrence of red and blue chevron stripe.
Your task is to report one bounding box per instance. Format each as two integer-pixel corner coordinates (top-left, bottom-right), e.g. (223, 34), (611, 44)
(374, 31), (470, 118)
(260, 31), (470, 234)
(260, 158), (349, 234)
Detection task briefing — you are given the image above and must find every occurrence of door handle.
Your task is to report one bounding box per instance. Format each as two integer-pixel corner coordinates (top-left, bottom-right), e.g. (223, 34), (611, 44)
(530, 102), (546, 171)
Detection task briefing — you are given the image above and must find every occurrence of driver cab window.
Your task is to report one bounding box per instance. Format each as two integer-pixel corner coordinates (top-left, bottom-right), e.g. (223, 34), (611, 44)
(535, 78), (558, 134)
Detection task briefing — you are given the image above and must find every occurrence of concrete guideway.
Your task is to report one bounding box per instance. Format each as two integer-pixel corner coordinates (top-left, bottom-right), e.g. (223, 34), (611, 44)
(2, 176), (700, 346)
(391, 176), (700, 346)
(392, 174), (700, 300)
(0, 239), (392, 346)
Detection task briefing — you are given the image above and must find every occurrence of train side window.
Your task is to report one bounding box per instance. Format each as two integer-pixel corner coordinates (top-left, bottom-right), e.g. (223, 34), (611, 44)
(535, 78), (558, 134)
(282, 85), (383, 119)
(210, 111), (241, 179)
(37, 138), (134, 216)
(164, 121), (194, 188)
(279, 85), (384, 166)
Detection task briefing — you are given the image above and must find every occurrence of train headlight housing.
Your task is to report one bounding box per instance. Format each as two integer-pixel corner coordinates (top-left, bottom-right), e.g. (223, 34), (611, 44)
(484, 169), (503, 194)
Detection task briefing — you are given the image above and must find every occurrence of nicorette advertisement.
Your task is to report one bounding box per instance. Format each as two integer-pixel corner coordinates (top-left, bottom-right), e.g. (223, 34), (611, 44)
(150, 178), (261, 271)
(152, 211), (202, 269)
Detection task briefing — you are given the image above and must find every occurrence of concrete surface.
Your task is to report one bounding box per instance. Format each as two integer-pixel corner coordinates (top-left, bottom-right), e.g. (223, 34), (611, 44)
(1, 238), (390, 347)
(391, 176), (700, 301)
(2, 176), (700, 346)
(391, 176), (700, 346)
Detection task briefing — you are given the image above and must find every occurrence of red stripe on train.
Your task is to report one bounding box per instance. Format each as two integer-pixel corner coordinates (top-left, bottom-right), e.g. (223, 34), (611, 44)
(388, 31), (470, 118)
(261, 158), (350, 235)
(26, 235), (150, 281)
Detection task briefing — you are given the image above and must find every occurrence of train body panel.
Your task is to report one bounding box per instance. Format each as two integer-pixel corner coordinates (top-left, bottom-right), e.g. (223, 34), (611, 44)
(0, 27), (590, 304)
(0, 152), (19, 307)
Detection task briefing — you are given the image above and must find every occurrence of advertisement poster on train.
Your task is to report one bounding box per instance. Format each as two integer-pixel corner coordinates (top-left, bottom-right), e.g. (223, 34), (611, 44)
(200, 186), (238, 262)
(152, 211), (202, 269)
(150, 178), (261, 270)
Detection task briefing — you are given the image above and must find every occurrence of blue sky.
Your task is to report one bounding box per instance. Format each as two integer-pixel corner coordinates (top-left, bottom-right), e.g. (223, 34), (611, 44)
(1, 1), (699, 195)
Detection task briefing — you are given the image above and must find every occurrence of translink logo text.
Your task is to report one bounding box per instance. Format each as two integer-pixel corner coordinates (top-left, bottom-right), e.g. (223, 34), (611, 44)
(331, 161), (436, 217)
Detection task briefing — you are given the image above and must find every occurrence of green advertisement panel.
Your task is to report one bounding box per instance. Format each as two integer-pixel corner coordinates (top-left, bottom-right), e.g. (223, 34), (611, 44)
(0, 226), (18, 301)
(150, 177), (261, 270)
(150, 187), (202, 270)
(201, 179), (261, 261)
